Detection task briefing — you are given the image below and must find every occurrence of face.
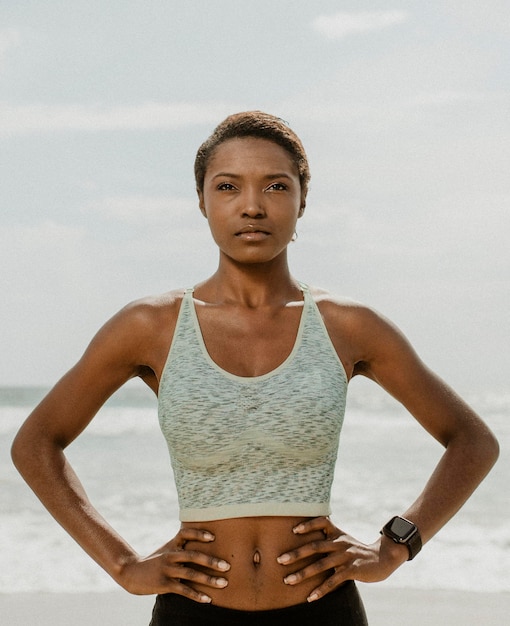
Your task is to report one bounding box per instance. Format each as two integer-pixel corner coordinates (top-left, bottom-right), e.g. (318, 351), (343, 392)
(198, 137), (306, 266)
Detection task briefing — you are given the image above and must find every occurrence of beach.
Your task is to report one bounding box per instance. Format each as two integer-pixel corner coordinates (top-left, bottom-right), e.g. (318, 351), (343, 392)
(3, 386), (508, 623)
(2, 587), (510, 625)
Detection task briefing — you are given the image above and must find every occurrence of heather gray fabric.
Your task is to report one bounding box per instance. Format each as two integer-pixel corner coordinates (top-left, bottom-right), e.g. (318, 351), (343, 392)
(158, 285), (348, 522)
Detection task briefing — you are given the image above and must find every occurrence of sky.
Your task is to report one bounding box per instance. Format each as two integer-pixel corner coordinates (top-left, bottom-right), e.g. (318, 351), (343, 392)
(1, 0), (509, 393)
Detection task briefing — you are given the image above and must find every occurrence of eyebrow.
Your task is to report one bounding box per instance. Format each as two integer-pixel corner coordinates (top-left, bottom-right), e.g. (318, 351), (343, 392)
(211, 172), (294, 181)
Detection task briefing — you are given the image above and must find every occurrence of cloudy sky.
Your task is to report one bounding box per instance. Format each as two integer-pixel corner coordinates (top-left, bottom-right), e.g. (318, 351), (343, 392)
(1, 1), (509, 393)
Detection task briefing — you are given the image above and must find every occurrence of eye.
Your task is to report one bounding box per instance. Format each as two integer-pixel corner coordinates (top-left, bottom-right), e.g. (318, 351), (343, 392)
(267, 182), (288, 191)
(217, 182), (236, 191)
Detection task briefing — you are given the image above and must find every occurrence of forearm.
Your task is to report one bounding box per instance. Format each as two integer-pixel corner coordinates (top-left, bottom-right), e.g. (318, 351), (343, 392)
(12, 435), (137, 585)
(402, 420), (499, 544)
(280, 423), (499, 598)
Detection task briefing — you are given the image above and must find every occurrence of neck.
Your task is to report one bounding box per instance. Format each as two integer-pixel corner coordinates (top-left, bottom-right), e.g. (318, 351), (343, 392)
(197, 252), (301, 307)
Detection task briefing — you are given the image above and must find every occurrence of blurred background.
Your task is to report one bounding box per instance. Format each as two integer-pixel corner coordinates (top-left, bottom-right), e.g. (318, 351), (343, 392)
(1, 0), (508, 598)
(1, 0), (509, 391)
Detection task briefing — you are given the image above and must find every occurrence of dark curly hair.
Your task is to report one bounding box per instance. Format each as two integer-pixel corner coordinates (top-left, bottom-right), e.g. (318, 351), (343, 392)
(194, 111), (310, 195)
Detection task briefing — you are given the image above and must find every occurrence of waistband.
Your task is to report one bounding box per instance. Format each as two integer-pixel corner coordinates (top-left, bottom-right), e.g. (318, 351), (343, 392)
(150, 580), (367, 625)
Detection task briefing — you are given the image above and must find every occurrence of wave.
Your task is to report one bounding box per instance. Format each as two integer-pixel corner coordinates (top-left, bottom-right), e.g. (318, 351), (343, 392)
(2, 384), (509, 436)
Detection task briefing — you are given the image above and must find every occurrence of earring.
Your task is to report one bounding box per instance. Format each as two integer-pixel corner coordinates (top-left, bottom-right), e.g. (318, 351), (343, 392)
(291, 231), (298, 242)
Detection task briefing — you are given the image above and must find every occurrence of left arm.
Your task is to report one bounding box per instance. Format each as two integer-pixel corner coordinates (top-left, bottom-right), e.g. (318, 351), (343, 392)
(278, 304), (499, 600)
(355, 306), (499, 544)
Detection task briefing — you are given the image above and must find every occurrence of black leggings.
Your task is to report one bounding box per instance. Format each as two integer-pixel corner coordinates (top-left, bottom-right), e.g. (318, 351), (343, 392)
(149, 580), (368, 625)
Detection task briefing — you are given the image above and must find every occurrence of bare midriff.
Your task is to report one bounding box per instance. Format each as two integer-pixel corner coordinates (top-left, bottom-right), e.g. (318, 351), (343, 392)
(182, 516), (329, 610)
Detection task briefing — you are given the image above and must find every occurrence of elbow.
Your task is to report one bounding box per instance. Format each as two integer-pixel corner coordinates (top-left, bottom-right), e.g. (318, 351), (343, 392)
(445, 418), (500, 480)
(485, 429), (500, 469)
(462, 422), (500, 477)
(11, 429), (32, 477)
(480, 431), (500, 484)
(477, 419), (500, 469)
(11, 424), (56, 480)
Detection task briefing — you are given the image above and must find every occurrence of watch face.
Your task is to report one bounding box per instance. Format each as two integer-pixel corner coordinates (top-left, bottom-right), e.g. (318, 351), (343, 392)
(390, 517), (416, 540)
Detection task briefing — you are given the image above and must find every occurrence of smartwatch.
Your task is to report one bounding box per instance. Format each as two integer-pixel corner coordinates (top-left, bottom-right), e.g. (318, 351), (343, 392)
(381, 516), (422, 560)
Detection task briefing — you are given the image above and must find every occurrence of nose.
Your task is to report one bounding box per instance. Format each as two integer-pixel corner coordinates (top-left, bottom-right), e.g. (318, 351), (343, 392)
(241, 187), (266, 218)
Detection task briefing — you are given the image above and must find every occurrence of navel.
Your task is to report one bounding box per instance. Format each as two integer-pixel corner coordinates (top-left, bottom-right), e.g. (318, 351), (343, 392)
(253, 549), (261, 566)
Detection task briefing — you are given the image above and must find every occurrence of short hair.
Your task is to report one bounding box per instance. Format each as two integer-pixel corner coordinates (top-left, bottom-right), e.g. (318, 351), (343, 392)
(194, 111), (310, 195)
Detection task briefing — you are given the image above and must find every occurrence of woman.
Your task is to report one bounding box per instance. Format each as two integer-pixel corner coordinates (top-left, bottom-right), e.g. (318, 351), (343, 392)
(12, 111), (499, 625)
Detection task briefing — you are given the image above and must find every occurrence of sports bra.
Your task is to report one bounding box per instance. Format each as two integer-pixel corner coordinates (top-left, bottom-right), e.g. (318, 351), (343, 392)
(158, 285), (348, 522)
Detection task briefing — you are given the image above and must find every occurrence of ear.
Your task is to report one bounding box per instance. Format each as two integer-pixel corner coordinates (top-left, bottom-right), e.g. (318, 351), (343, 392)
(197, 189), (207, 217)
(298, 198), (306, 218)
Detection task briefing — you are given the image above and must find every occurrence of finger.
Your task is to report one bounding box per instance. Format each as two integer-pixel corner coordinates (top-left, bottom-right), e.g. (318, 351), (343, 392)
(169, 549), (231, 572)
(282, 555), (340, 585)
(164, 578), (213, 604)
(277, 539), (332, 565)
(292, 516), (328, 534)
(306, 571), (349, 603)
(163, 563), (229, 590)
(293, 517), (342, 539)
(177, 527), (216, 545)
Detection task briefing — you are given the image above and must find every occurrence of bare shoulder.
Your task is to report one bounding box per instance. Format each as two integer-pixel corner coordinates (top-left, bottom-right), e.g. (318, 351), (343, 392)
(307, 286), (498, 454)
(120, 287), (186, 320)
(307, 285), (391, 335)
(308, 285), (361, 310)
(112, 288), (186, 334)
(77, 288), (187, 380)
(306, 285), (415, 375)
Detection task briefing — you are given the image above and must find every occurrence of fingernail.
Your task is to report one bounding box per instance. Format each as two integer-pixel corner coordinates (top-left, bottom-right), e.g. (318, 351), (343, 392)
(200, 594), (212, 603)
(293, 524), (305, 533)
(216, 577), (228, 588)
(218, 560), (230, 571)
(277, 553), (290, 564)
(284, 574), (297, 584)
(204, 532), (215, 541)
(307, 591), (319, 602)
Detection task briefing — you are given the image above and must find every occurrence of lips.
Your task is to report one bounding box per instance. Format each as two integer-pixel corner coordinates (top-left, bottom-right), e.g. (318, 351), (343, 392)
(235, 225), (270, 236)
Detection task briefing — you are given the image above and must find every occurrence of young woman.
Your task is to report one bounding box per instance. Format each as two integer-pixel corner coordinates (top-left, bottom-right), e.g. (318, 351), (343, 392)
(12, 111), (499, 625)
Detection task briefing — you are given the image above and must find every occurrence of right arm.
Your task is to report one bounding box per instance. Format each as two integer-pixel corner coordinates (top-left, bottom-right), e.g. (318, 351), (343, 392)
(11, 299), (229, 601)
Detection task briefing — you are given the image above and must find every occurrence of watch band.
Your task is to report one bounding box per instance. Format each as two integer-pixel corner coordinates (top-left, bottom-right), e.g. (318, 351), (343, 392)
(403, 527), (422, 560)
(381, 516), (422, 561)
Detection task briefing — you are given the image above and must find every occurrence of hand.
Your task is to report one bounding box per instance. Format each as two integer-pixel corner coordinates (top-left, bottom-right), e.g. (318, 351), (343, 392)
(277, 517), (408, 602)
(118, 527), (231, 603)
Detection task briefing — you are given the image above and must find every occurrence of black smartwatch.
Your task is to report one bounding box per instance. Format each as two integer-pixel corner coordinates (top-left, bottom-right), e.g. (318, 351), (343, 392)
(381, 516), (422, 561)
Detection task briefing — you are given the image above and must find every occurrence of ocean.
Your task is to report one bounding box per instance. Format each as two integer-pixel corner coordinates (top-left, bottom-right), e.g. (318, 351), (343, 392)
(1, 381), (508, 594)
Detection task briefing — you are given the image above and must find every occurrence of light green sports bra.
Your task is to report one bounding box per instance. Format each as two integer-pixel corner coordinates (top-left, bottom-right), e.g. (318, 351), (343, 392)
(158, 285), (348, 522)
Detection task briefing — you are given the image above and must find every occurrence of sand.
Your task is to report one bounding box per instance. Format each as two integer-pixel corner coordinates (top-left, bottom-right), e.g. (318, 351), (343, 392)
(1, 586), (509, 625)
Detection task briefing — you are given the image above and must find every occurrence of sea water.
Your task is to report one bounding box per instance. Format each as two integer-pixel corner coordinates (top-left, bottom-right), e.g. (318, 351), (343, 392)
(1, 382), (508, 593)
